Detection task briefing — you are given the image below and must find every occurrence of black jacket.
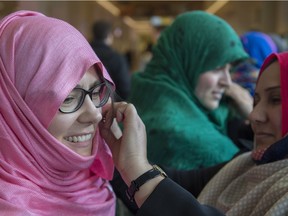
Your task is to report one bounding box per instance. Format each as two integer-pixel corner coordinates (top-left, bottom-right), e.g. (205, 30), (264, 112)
(111, 163), (226, 215)
(91, 41), (131, 101)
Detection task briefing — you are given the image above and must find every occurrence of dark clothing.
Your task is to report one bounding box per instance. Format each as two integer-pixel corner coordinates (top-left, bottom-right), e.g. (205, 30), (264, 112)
(111, 140), (251, 215)
(227, 118), (254, 148)
(91, 41), (131, 101)
(111, 163), (226, 215)
(138, 178), (224, 216)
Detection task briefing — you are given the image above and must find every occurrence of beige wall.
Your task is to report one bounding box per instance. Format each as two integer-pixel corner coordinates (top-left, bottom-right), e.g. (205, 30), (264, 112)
(217, 1), (288, 35)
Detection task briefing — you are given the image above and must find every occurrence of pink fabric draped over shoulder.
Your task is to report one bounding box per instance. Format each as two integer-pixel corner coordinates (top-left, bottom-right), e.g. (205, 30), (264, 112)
(257, 52), (288, 136)
(0, 11), (115, 215)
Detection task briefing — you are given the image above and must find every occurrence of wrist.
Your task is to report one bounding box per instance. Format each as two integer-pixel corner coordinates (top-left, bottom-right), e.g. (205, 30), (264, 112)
(126, 165), (167, 202)
(120, 162), (152, 186)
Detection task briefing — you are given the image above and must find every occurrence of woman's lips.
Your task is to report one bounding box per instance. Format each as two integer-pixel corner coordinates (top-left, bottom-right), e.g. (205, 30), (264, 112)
(254, 132), (274, 142)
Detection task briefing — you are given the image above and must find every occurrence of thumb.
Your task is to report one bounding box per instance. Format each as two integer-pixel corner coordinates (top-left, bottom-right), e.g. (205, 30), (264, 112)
(99, 119), (118, 147)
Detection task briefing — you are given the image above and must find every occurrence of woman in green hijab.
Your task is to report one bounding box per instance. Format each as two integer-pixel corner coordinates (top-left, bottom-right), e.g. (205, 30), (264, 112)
(128, 11), (253, 170)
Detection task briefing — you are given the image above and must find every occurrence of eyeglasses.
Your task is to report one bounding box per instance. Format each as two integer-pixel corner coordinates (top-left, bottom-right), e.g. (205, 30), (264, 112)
(59, 82), (111, 114)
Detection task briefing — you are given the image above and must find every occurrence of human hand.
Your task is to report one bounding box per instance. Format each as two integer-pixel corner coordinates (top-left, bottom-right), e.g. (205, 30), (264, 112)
(99, 102), (152, 185)
(224, 82), (253, 118)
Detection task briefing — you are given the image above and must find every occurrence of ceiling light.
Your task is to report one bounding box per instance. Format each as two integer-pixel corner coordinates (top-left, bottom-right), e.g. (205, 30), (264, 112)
(206, 0), (230, 14)
(95, 0), (120, 17)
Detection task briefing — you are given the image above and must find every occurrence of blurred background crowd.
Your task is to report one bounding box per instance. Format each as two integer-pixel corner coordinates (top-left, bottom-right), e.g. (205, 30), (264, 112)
(2, 0), (288, 75)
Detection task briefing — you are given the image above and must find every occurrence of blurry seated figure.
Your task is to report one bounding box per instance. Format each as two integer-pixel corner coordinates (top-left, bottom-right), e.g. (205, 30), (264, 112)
(233, 31), (278, 96)
(91, 20), (131, 101)
(128, 11), (253, 170)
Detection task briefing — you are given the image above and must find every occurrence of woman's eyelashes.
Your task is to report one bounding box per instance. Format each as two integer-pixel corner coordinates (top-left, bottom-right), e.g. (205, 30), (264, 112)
(268, 94), (281, 105)
(252, 91), (281, 108)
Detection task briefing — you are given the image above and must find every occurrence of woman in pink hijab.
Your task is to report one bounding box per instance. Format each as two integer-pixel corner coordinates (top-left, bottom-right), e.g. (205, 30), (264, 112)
(0, 10), (120, 215)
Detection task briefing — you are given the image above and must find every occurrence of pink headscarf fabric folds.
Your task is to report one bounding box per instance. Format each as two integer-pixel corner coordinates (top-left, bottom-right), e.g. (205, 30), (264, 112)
(0, 11), (116, 215)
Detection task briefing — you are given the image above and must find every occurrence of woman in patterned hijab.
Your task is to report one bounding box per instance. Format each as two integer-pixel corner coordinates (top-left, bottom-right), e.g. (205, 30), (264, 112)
(198, 52), (288, 215)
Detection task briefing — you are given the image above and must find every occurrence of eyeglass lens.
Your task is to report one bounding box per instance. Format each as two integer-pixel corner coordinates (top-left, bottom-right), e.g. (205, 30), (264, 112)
(59, 83), (110, 113)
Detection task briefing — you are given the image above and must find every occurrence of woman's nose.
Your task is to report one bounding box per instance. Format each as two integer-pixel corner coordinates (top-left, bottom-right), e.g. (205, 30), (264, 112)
(249, 103), (266, 124)
(78, 96), (102, 123)
(219, 67), (232, 87)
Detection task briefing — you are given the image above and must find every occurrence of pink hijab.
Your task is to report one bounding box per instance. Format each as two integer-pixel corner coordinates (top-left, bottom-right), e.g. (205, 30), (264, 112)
(0, 11), (115, 215)
(258, 52), (288, 136)
(251, 52), (288, 162)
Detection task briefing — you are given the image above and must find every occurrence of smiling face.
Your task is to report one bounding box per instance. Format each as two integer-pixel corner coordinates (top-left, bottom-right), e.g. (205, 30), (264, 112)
(249, 61), (282, 151)
(47, 67), (103, 156)
(194, 64), (232, 110)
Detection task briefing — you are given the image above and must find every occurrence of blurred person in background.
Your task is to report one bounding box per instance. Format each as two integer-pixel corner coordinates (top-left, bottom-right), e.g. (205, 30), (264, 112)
(128, 11), (253, 170)
(241, 31), (277, 69)
(269, 33), (288, 53)
(91, 20), (131, 101)
(232, 31), (278, 96)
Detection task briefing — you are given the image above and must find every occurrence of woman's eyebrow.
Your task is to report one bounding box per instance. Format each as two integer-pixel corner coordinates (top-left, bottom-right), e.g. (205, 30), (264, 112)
(90, 80), (102, 87)
(265, 86), (280, 92)
(74, 80), (102, 89)
(87, 81), (103, 90)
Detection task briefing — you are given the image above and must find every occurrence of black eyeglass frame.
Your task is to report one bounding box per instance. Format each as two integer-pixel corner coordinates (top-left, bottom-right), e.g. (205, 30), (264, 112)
(59, 82), (111, 114)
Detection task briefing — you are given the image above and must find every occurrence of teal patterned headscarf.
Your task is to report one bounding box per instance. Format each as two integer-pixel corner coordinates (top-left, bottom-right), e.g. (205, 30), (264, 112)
(129, 11), (248, 170)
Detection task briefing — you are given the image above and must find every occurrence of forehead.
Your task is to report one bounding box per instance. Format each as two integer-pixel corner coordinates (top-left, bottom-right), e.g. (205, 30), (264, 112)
(78, 67), (100, 84)
(256, 61), (280, 92)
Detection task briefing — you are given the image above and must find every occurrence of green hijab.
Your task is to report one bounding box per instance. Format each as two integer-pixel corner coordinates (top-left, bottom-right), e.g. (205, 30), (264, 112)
(129, 11), (248, 170)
